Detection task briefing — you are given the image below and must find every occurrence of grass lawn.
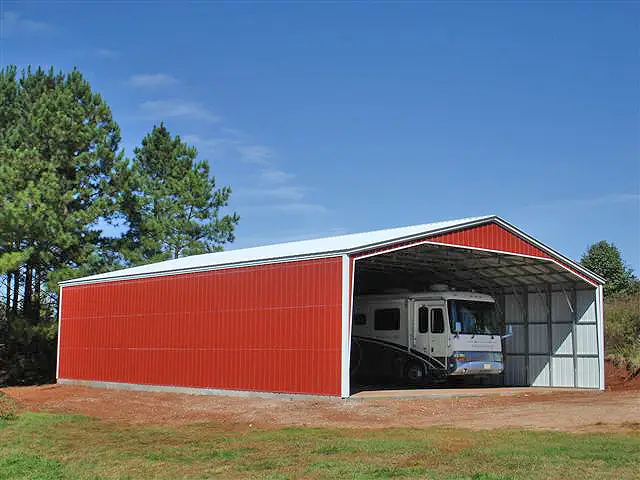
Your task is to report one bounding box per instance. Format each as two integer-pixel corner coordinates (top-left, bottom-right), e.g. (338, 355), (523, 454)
(0, 412), (638, 480)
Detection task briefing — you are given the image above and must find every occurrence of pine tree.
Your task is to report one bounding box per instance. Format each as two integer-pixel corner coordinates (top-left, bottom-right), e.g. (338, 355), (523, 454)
(120, 124), (239, 264)
(0, 66), (124, 319)
(0, 65), (126, 384)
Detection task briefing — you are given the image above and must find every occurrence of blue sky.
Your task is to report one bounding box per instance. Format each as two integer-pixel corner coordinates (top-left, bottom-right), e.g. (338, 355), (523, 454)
(2, 2), (639, 270)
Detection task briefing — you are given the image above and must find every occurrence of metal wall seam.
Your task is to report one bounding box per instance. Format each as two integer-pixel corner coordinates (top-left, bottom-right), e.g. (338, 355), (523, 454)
(571, 288), (578, 388)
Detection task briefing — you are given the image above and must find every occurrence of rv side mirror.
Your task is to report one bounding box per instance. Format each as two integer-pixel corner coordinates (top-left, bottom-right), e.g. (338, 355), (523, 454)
(454, 322), (462, 334)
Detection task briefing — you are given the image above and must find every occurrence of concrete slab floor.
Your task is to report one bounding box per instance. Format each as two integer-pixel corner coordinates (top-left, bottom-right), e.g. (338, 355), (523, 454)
(349, 386), (581, 400)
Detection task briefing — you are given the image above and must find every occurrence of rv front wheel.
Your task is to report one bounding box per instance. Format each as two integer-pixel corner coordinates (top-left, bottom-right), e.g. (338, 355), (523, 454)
(404, 361), (426, 384)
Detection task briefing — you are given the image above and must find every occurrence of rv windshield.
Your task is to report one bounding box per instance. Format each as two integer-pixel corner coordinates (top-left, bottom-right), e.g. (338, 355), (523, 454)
(448, 300), (500, 335)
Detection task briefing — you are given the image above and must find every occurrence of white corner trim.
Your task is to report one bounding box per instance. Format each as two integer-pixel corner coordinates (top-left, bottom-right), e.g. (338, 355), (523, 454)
(596, 285), (605, 391)
(56, 286), (63, 379)
(340, 255), (351, 398)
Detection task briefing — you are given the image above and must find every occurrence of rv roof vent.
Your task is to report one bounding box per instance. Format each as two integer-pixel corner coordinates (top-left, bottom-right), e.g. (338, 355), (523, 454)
(429, 284), (449, 292)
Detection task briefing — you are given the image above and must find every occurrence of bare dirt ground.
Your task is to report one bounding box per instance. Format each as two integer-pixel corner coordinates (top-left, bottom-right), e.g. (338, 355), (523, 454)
(605, 358), (640, 391)
(3, 362), (638, 434)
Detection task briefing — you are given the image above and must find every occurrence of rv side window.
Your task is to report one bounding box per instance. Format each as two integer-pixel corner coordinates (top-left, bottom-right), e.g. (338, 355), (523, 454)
(374, 308), (400, 331)
(431, 308), (444, 334)
(418, 306), (428, 333)
(353, 313), (366, 326)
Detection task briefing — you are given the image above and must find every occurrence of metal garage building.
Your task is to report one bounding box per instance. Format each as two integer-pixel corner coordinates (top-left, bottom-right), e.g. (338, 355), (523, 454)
(57, 215), (605, 397)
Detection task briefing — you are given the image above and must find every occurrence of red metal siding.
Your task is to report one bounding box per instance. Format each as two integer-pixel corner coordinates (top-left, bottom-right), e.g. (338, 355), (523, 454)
(58, 257), (343, 396)
(352, 221), (595, 285)
(428, 223), (595, 284)
(352, 222), (554, 260)
(428, 223), (551, 259)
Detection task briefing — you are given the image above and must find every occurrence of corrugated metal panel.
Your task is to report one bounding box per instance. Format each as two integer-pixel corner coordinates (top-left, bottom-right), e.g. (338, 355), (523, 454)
(428, 223), (551, 259)
(529, 356), (550, 386)
(527, 293), (548, 323)
(505, 295), (525, 324)
(58, 257), (343, 396)
(551, 292), (572, 324)
(504, 324), (527, 354)
(552, 357), (574, 387)
(576, 290), (596, 323)
(576, 324), (598, 355)
(504, 355), (527, 385)
(528, 324), (549, 354)
(552, 323), (573, 355)
(577, 357), (600, 388)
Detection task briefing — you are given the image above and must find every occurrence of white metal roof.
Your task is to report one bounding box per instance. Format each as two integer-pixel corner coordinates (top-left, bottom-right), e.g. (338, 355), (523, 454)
(61, 216), (493, 285)
(60, 215), (604, 286)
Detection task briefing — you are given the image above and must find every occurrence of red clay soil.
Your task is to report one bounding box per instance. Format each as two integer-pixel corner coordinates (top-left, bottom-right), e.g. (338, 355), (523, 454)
(605, 360), (640, 391)
(3, 382), (639, 434)
(2, 360), (638, 434)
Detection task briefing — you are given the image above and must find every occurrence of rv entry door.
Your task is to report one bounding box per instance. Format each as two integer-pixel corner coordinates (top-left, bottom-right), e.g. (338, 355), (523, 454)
(413, 304), (429, 355)
(427, 304), (447, 365)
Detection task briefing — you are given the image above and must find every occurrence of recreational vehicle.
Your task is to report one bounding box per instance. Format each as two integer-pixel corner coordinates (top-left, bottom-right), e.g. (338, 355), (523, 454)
(351, 286), (509, 383)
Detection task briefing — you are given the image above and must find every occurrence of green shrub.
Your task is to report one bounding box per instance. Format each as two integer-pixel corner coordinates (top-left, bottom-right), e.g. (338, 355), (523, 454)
(0, 308), (58, 387)
(605, 293), (640, 375)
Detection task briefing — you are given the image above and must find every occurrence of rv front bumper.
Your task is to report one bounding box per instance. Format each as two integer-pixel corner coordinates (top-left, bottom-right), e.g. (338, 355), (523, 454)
(448, 361), (504, 376)
(447, 352), (504, 376)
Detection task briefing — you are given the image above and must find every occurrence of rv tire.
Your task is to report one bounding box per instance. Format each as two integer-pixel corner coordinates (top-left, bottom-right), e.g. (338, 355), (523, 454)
(404, 360), (426, 384)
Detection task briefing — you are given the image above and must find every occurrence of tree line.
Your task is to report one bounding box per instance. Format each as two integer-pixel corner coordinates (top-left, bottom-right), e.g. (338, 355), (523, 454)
(0, 66), (239, 384)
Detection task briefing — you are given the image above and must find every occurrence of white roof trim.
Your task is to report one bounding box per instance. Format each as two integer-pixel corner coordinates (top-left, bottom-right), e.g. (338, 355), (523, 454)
(59, 214), (604, 286)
